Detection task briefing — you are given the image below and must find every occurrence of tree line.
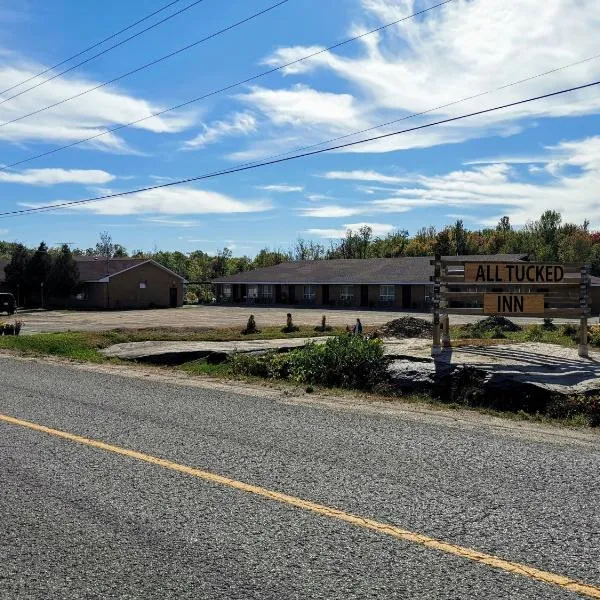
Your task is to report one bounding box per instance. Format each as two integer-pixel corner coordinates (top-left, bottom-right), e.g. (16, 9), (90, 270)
(2, 212), (599, 305)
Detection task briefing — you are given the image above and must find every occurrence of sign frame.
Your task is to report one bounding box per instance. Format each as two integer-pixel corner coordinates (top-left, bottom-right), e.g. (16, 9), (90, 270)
(430, 257), (591, 357)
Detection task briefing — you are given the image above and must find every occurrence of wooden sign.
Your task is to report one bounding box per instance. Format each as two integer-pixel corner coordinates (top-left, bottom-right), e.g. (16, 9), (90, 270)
(465, 263), (565, 284)
(483, 294), (544, 315)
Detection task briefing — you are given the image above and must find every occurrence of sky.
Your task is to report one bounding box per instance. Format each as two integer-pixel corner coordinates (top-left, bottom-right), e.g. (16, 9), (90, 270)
(0, 0), (599, 256)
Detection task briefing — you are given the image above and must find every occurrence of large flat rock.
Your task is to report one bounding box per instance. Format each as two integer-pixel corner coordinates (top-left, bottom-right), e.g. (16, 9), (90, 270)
(101, 337), (329, 364)
(388, 341), (600, 395)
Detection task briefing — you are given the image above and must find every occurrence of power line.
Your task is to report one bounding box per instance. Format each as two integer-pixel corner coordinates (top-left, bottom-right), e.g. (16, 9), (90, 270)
(0, 0), (454, 169)
(0, 0), (289, 126)
(0, 0), (196, 98)
(3, 45), (599, 176)
(2, 78), (598, 218)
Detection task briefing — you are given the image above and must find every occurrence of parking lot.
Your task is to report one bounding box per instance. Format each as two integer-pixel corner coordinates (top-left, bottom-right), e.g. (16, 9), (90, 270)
(12, 305), (592, 334)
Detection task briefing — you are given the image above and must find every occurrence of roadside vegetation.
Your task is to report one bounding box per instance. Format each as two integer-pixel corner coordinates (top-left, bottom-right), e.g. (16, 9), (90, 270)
(0, 319), (598, 428)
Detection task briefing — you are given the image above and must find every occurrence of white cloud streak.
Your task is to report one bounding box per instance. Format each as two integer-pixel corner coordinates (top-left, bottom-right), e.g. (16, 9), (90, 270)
(258, 184), (304, 192)
(0, 168), (115, 185)
(306, 222), (397, 239)
(183, 112), (256, 149)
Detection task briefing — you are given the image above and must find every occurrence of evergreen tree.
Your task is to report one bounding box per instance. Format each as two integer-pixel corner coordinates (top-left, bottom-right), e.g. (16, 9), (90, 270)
(25, 242), (52, 304)
(4, 243), (30, 304)
(48, 244), (79, 298)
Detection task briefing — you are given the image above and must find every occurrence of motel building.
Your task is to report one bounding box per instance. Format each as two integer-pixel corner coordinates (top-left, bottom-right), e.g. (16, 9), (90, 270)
(213, 255), (600, 315)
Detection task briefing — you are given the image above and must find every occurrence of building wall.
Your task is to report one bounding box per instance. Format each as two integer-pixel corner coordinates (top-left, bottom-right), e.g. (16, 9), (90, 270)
(108, 263), (184, 309)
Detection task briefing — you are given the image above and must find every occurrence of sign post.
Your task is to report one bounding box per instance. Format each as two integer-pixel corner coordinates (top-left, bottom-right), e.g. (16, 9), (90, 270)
(431, 254), (442, 356)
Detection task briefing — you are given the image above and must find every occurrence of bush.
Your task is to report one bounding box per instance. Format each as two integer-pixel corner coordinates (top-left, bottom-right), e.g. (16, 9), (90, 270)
(489, 326), (506, 339)
(228, 351), (293, 379)
(524, 324), (544, 342)
(289, 335), (388, 390)
(589, 326), (600, 348)
(561, 323), (578, 337)
(547, 394), (600, 427)
(541, 318), (556, 331)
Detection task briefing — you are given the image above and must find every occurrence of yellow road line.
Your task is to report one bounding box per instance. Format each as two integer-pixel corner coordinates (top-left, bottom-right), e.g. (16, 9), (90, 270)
(2, 413), (599, 599)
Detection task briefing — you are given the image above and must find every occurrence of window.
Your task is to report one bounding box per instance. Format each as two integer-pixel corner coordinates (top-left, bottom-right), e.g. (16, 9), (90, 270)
(340, 285), (354, 302)
(247, 285), (258, 299)
(380, 285), (395, 301)
(303, 285), (316, 300)
(222, 284), (232, 298)
(261, 284), (273, 298)
(139, 281), (147, 289)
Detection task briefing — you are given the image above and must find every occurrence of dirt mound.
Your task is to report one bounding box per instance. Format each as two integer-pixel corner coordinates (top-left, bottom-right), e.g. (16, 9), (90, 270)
(378, 317), (433, 339)
(473, 316), (521, 332)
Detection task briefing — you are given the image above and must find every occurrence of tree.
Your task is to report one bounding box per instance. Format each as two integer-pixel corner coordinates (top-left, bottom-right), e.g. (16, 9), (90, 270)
(4, 244), (30, 304)
(48, 244), (79, 299)
(26, 242), (52, 303)
(434, 229), (452, 257)
(95, 232), (114, 260)
(452, 220), (468, 255)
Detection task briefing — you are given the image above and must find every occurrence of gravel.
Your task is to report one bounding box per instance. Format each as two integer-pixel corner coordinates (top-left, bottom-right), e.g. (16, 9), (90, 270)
(0, 356), (598, 599)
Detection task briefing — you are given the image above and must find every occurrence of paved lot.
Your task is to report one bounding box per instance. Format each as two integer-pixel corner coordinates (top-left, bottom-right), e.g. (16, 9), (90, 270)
(17, 305), (594, 334)
(1, 356), (599, 599)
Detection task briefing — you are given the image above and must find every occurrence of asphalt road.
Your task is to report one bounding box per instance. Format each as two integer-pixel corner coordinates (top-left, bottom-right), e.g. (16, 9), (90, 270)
(1, 357), (599, 599)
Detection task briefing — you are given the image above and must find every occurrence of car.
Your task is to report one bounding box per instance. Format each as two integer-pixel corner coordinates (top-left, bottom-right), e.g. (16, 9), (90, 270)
(0, 293), (16, 315)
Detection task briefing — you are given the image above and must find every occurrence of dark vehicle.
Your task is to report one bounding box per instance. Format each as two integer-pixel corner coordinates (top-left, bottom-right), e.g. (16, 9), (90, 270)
(0, 293), (16, 315)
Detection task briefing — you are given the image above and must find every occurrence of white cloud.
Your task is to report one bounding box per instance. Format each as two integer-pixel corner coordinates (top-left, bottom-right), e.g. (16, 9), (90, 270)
(306, 222), (397, 239)
(245, 0), (600, 155)
(0, 59), (194, 150)
(258, 184), (304, 192)
(0, 168), (115, 186)
(365, 136), (600, 227)
(238, 84), (366, 131)
(306, 193), (335, 201)
(23, 187), (272, 216)
(320, 170), (410, 184)
(140, 217), (202, 227)
(298, 205), (369, 218)
(183, 112), (256, 149)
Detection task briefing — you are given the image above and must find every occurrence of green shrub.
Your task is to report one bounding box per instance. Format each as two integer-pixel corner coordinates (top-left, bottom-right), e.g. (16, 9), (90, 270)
(489, 326), (506, 339)
(561, 324), (578, 337)
(589, 326), (600, 348)
(541, 318), (556, 331)
(524, 325), (544, 342)
(289, 335), (388, 390)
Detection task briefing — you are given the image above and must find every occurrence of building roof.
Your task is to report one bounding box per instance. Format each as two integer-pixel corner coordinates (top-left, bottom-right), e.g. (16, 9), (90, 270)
(213, 255), (529, 285)
(74, 257), (186, 282)
(75, 257), (149, 281)
(0, 257), (186, 283)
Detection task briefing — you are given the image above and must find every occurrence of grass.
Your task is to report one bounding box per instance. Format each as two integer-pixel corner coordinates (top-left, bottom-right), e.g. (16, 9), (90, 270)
(0, 325), (346, 362)
(448, 324), (578, 348)
(0, 324), (597, 428)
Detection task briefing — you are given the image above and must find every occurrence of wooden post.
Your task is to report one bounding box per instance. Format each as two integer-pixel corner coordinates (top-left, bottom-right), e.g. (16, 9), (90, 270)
(442, 313), (451, 348)
(579, 264), (590, 358)
(431, 254), (442, 356)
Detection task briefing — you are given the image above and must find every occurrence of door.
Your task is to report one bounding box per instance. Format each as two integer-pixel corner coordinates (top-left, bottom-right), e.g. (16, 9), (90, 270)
(275, 285), (282, 304)
(360, 285), (369, 307)
(402, 285), (412, 309)
(169, 287), (178, 308)
(322, 285), (329, 306)
(288, 285), (296, 305)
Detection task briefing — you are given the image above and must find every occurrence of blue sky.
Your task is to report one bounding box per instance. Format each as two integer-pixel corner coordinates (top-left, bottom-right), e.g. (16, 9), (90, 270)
(0, 0), (599, 255)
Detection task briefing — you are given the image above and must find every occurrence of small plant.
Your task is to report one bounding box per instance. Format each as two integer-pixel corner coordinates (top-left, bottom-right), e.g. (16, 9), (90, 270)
(305, 385), (314, 394)
(489, 326), (506, 339)
(282, 312), (299, 333)
(315, 314), (332, 332)
(541, 318), (556, 331)
(561, 323), (578, 337)
(241, 314), (260, 335)
(524, 324), (544, 342)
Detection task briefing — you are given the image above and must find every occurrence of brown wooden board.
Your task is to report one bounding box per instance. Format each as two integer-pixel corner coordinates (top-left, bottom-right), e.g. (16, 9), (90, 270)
(464, 263), (568, 284)
(483, 294), (544, 315)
